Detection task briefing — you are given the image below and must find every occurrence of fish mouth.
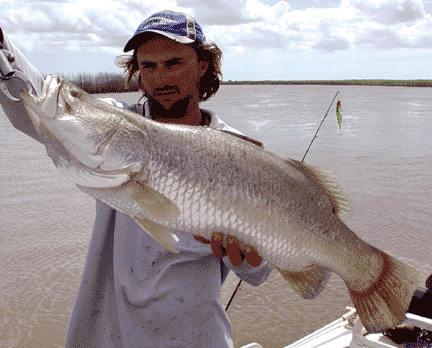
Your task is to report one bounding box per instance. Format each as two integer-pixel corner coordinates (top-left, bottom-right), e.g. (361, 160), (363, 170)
(39, 75), (64, 119)
(21, 75), (64, 132)
(41, 75), (62, 98)
(20, 75), (61, 106)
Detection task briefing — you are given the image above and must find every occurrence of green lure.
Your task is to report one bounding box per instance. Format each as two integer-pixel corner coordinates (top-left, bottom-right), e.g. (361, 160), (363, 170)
(336, 99), (342, 134)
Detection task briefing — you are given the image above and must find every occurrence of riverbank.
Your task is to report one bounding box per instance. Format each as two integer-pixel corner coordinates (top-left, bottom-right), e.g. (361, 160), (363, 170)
(46, 73), (140, 94)
(46, 73), (432, 94)
(223, 79), (432, 87)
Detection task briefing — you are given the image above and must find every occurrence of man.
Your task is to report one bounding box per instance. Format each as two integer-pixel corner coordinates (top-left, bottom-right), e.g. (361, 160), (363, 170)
(0, 10), (272, 348)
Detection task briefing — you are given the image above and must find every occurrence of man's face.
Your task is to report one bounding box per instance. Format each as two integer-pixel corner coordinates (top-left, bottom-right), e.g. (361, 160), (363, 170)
(136, 35), (207, 112)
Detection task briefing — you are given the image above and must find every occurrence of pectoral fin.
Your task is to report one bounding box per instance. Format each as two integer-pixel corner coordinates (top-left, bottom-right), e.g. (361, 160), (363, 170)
(133, 217), (180, 253)
(130, 181), (180, 220)
(277, 264), (332, 299)
(77, 181), (180, 221)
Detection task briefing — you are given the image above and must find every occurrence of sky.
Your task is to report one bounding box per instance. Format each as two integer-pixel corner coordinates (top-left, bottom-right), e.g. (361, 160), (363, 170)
(1, 0), (432, 80)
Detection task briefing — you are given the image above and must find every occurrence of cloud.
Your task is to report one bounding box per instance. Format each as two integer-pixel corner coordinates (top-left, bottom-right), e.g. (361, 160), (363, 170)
(21, 0), (74, 2)
(351, 0), (425, 25)
(234, 28), (291, 49)
(0, 1), (166, 51)
(177, 0), (262, 25)
(281, 0), (342, 11)
(313, 38), (351, 51)
(415, 35), (432, 48)
(245, 0), (291, 21)
(204, 0), (432, 55)
(356, 28), (432, 49)
(355, 29), (406, 48)
(352, 9), (432, 49)
(2, 0), (432, 60)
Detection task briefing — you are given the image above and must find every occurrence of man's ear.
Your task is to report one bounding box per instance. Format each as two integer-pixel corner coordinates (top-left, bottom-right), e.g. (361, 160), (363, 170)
(199, 61), (209, 78)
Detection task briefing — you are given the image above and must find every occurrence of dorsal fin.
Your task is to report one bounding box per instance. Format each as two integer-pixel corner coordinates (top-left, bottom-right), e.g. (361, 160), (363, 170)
(297, 161), (352, 219)
(218, 129), (265, 148)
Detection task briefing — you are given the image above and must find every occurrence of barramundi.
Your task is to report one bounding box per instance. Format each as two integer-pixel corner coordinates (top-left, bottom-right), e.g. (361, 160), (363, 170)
(20, 75), (419, 333)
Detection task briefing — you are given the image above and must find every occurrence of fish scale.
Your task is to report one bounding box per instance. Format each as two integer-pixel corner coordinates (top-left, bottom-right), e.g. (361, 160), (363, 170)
(20, 75), (420, 334)
(145, 129), (339, 271)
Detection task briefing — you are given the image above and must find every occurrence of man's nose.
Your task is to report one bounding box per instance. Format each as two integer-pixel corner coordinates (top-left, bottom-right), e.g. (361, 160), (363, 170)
(153, 66), (170, 84)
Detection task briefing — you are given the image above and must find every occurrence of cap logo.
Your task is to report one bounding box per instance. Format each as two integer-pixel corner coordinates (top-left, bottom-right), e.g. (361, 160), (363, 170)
(142, 16), (176, 31)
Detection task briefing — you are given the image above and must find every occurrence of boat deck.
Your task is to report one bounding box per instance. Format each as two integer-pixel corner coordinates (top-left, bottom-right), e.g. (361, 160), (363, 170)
(241, 285), (432, 348)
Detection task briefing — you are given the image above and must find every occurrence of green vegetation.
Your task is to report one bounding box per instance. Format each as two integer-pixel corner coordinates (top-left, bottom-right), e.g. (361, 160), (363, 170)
(43, 72), (139, 94)
(222, 79), (432, 87)
(43, 73), (432, 94)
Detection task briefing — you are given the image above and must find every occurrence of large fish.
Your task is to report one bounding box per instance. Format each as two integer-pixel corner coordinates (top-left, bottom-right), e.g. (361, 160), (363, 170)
(20, 75), (419, 333)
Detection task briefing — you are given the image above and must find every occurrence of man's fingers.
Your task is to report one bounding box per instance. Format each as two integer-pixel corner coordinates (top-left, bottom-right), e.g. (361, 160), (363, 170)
(211, 232), (226, 259)
(193, 235), (210, 244)
(198, 233), (263, 268)
(226, 236), (244, 267)
(243, 244), (262, 267)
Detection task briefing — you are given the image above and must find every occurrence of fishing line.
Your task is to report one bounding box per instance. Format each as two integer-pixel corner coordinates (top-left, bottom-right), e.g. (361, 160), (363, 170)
(301, 91), (340, 162)
(225, 90), (341, 312)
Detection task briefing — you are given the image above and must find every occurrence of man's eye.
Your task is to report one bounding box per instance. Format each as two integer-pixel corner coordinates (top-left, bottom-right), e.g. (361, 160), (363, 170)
(140, 63), (155, 69)
(167, 60), (182, 68)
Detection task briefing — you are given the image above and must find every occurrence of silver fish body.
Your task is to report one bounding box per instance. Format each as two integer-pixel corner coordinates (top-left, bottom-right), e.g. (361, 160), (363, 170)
(21, 75), (419, 333)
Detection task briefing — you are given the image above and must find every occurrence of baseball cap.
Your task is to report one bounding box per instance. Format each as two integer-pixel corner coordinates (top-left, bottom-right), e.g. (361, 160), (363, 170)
(124, 10), (206, 52)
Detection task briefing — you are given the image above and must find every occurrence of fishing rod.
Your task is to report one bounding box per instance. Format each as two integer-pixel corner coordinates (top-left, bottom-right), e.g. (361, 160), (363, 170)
(225, 90), (341, 312)
(301, 91), (340, 162)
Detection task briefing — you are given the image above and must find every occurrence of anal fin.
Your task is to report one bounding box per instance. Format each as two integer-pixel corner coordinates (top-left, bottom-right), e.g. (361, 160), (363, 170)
(277, 264), (332, 299)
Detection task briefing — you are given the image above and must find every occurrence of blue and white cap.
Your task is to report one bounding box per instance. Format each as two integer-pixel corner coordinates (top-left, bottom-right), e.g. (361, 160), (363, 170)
(124, 10), (206, 52)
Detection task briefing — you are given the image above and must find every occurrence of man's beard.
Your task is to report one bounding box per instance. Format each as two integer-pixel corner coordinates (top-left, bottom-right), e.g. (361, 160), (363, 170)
(147, 93), (193, 121)
(139, 76), (195, 121)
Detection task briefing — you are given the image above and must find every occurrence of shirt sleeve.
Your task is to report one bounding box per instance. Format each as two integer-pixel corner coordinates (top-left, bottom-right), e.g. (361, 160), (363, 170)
(0, 30), (44, 143)
(222, 256), (273, 287)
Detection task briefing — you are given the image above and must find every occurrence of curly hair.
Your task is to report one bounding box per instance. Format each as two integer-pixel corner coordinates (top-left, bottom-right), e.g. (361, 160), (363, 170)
(115, 37), (222, 102)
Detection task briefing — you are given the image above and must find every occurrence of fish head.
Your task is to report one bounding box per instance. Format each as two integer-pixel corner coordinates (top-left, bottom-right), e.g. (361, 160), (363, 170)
(21, 75), (150, 188)
(20, 75), (62, 128)
(20, 75), (106, 156)
(21, 74), (115, 146)
(24, 74), (91, 121)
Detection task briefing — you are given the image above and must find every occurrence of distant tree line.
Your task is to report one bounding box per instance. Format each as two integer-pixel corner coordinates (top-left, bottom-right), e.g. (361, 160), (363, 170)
(42, 72), (139, 94)
(42, 73), (432, 94)
(222, 79), (432, 87)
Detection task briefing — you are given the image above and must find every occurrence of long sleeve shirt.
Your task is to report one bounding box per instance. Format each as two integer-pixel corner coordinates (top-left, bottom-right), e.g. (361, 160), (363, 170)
(1, 32), (272, 348)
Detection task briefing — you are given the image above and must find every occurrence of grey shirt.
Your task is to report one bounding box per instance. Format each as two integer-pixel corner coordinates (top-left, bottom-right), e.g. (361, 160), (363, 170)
(1, 32), (272, 348)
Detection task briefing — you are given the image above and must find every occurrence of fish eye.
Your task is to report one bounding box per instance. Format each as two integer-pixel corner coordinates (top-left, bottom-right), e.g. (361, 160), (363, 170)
(70, 90), (80, 98)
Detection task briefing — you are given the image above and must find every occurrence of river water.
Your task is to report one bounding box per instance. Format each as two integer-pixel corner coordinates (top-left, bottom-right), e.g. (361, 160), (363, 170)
(0, 84), (431, 347)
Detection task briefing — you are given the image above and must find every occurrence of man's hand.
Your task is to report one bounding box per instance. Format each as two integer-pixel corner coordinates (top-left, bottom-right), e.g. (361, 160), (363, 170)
(194, 232), (262, 267)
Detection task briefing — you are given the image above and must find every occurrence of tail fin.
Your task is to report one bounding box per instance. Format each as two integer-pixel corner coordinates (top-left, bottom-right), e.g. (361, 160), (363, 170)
(346, 253), (420, 333)
(277, 264), (332, 300)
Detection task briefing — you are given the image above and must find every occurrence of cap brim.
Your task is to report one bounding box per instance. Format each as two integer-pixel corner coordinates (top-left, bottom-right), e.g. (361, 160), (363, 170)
(123, 30), (195, 52)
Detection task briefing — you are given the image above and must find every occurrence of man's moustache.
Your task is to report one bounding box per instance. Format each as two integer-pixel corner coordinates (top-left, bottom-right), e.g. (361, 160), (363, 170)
(154, 86), (180, 95)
